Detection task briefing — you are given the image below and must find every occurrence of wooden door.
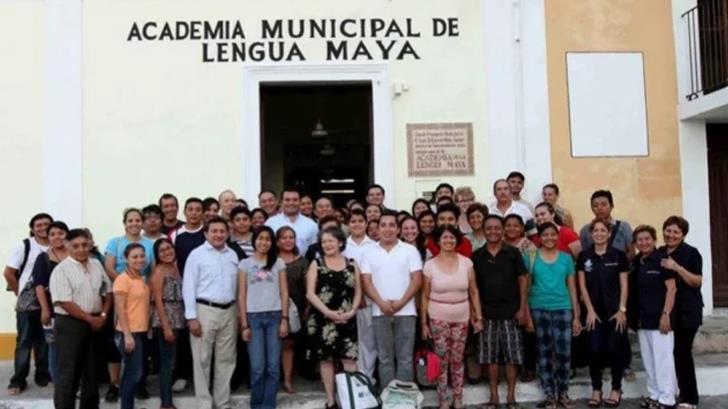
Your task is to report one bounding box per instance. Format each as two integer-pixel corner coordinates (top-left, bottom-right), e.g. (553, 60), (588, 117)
(708, 124), (728, 307)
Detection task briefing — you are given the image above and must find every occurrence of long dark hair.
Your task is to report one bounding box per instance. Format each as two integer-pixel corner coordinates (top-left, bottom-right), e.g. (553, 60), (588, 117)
(399, 216), (427, 261)
(252, 225), (278, 270)
(153, 237), (176, 264)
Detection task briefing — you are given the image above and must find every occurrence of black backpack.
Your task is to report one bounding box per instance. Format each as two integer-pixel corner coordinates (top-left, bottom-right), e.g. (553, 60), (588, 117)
(6, 238), (30, 292)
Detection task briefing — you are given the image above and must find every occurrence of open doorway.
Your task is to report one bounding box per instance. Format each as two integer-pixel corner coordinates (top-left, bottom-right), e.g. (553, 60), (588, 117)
(260, 83), (373, 206)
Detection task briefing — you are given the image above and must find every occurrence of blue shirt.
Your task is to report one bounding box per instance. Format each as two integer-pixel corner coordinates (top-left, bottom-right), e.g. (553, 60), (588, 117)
(182, 241), (239, 320)
(527, 251), (575, 311)
(104, 236), (155, 277)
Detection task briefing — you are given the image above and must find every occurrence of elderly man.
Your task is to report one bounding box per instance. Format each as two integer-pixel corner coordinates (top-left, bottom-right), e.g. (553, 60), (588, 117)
(489, 179), (536, 237)
(50, 228), (112, 409)
(258, 190), (279, 217)
(183, 217), (239, 409)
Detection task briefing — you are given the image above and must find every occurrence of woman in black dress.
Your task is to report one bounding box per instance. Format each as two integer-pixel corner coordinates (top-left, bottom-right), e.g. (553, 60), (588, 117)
(306, 227), (362, 409)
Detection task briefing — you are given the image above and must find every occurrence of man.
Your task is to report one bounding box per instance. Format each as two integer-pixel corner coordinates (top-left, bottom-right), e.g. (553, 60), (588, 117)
(229, 206), (254, 256)
(343, 209), (377, 383)
(472, 215), (529, 408)
(265, 188), (318, 255)
(507, 171), (535, 213)
(182, 217), (239, 409)
(258, 190), (279, 217)
(314, 196), (334, 221)
(3, 213), (53, 394)
(434, 182), (455, 201)
(489, 179), (537, 237)
(159, 193), (185, 235)
(426, 203), (473, 257)
(304, 215), (340, 261)
(579, 190), (635, 259)
(365, 183), (396, 213)
(361, 212), (422, 386)
(141, 204), (165, 242)
(50, 228), (112, 409)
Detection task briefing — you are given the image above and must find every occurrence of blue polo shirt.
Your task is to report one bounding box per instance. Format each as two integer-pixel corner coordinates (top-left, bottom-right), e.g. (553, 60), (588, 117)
(657, 243), (703, 328)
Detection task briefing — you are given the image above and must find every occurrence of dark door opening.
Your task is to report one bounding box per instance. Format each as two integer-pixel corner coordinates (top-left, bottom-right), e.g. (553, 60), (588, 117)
(260, 83), (373, 207)
(707, 124), (728, 307)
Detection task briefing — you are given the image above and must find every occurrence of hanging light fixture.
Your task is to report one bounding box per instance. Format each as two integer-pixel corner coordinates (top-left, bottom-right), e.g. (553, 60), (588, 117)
(311, 119), (329, 138)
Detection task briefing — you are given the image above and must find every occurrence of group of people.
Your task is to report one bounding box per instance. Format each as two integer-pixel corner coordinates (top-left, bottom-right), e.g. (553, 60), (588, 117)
(2, 171), (704, 409)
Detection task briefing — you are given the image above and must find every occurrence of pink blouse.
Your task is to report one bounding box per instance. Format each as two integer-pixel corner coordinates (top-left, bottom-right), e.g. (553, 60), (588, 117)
(423, 254), (472, 323)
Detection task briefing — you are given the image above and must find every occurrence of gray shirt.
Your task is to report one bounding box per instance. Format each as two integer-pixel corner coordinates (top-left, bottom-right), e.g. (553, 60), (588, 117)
(239, 257), (286, 313)
(579, 219), (633, 253)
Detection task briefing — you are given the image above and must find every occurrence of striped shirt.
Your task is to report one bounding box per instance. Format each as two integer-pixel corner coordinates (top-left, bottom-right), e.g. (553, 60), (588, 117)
(49, 256), (110, 315)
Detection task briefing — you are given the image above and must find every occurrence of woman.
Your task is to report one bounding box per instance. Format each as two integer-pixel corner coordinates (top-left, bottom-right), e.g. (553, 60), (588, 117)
(300, 195), (314, 218)
(202, 197), (220, 223)
(412, 198), (431, 219)
(632, 225), (677, 409)
(33, 221), (69, 384)
(149, 238), (184, 409)
(306, 227), (362, 409)
(454, 186), (476, 234)
(103, 208), (154, 400)
(250, 208), (269, 229)
(503, 214), (537, 253)
(657, 216), (703, 409)
(276, 226), (310, 393)
(113, 243), (151, 409)
(366, 219), (380, 242)
(417, 210), (436, 239)
(533, 202), (581, 259)
(400, 216), (428, 261)
(542, 184), (574, 229)
(420, 225), (483, 409)
(238, 226), (289, 409)
(527, 222), (581, 409)
(577, 220), (629, 408)
(365, 204), (382, 222)
(218, 189), (237, 220)
(465, 203), (488, 251)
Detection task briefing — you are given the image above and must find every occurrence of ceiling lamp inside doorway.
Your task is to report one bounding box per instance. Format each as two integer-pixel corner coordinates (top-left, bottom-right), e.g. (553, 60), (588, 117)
(311, 119), (329, 138)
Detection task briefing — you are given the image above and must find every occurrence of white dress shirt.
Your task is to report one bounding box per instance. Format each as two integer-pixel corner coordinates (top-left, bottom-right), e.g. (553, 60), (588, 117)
(265, 212), (318, 255)
(182, 241), (239, 320)
(488, 200), (537, 236)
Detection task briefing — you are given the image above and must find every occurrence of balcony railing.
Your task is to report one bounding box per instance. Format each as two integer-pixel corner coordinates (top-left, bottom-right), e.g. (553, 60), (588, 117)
(683, 0), (728, 100)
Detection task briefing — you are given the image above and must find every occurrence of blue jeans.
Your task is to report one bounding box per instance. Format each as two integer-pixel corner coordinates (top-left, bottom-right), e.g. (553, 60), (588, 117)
(247, 311), (282, 409)
(115, 332), (145, 409)
(154, 328), (177, 407)
(44, 326), (58, 384)
(9, 311), (49, 389)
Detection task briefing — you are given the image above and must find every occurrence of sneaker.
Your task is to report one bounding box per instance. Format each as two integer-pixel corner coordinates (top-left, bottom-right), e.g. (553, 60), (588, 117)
(172, 379), (186, 393)
(136, 384), (150, 399)
(105, 385), (119, 403)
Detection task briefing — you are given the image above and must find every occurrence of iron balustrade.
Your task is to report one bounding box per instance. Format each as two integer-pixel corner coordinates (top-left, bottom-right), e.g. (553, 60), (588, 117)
(683, 0), (728, 100)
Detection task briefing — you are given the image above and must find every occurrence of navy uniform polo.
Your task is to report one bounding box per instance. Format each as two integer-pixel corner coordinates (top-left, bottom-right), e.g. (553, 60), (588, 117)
(576, 246), (629, 320)
(632, 251), (676, 330)
(657, 243), (703, 329)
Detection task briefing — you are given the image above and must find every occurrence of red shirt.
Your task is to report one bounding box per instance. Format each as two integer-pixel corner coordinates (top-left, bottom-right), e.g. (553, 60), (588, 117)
(532, 226), (579, 256)
(426, 236), (473, 258)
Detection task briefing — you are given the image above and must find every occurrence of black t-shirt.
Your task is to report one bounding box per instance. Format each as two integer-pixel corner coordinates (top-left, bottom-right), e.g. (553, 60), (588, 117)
(657, 243), (703, 328)
(32, 252), (59, 308)
(576, 247), (629, 320)
(175, 230), (206, 274)
(472, 244), (527, 320)
(632, 251), (676, 330)
(227, 239), (248, 262)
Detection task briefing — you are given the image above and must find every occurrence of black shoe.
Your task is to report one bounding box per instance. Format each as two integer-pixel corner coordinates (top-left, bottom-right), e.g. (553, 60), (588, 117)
(35, 375), (51, 387)
(105, 385), (119, 403)
(136, 385), (150, 399)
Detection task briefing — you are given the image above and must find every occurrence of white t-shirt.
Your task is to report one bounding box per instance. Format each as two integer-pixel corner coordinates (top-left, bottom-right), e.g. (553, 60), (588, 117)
(6, 237), (49, 291)
(360, 240), (423, 317)
(343, 235), (375, 265)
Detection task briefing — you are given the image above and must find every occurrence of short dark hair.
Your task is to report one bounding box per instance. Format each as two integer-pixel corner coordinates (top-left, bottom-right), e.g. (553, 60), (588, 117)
(663, 215), (690, 236)
(158, 193), (178, 207)
(417, 210), (435, 223)
(485, 214), (505, 226)
(435, 183), (454, 195)
(318, 227), (347, 252)
(436, 196), (454, 205)
(318, 214), (340, 228)
(543, 183), (560, 195)
(507, 171), (525, 182)
(123, 208), (144, 223)
(46, 221), (69, 235)
(258, 190), (277, 199)
(204, 216), (229, 232)
(436, 203), (461, 220)
(153, 237), (175, 263)
(28, 213), (53, 236)
(590, 190), (614, 207)
(251, 208), (269, 220)
(123, 242), (145, 259)
(466, 203), (489, 219)
(633, 224), (657, 242)
(235, 198), (248, 208)
(503, 213), (523, 226)
(66, 228), (90, 242)
(366, 184), (385, 196)
(230, 206), (252, 220)
(349, 208), (366, 221)
(142, 204), (163, 218)
(281, 187), (301, 198)
(537, 221), (559, 236)
(202, 197), (219, 212)
(379, 210), (398, 225)
(184, 197), (204, 209)
(431, 224), (463, 246)
(411, 198), (431, 215)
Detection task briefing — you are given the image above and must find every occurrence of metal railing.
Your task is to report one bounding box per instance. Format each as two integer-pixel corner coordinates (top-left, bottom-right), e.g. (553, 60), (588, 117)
(683, 0), (728, 100)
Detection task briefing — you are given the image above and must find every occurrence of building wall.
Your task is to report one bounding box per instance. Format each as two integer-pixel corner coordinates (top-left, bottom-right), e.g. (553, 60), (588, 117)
(545, 0), (683, 232)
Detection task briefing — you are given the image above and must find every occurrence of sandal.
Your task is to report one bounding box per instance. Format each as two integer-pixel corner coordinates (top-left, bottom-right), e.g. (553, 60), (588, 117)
(588, 391), (603, 408)
(640, 397), (656, 408)
(536, 396), (557, 409)
(506, 401), (522, 409)
(604, 390), (622, 407)
(558, 393), (576, 409)
(483, 402), (500, 409)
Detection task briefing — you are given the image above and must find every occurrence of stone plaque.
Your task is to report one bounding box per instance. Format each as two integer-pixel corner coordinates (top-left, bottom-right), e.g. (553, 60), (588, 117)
(407, 122), (474, 177)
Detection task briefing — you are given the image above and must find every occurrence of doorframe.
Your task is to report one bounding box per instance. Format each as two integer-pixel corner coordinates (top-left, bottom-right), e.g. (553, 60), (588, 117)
(241, 62), (394, 207)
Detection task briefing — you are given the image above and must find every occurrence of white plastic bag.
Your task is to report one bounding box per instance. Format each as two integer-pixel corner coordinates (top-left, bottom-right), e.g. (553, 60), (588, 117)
(336, 371), (381, 409)
(380, 380), (424, 409)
